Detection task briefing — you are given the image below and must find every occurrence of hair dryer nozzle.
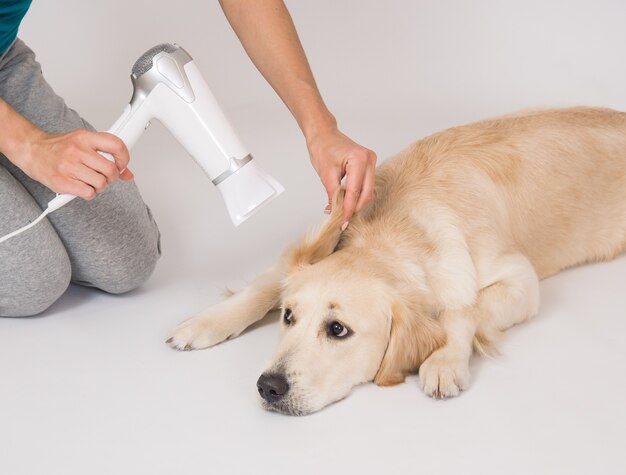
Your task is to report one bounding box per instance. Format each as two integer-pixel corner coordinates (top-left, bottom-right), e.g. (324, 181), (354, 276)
(216, 160), (284, 226)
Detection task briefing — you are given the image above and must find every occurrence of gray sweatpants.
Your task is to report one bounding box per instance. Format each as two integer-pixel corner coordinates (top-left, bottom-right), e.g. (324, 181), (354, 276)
(0, 39), (161, 317)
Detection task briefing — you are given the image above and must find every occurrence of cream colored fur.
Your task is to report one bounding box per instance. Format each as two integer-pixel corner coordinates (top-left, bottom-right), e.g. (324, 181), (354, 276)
(168, 107), (626, 415)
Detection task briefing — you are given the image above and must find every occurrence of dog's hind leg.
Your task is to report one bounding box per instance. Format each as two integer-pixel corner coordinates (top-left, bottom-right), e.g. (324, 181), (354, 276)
(419, 253), (539, 398)
(473, 253), (540, 350)
(167, 266), (284, 351)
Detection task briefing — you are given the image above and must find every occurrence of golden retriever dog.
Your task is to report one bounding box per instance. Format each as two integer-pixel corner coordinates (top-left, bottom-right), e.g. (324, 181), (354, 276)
(167, 107), (626, 415)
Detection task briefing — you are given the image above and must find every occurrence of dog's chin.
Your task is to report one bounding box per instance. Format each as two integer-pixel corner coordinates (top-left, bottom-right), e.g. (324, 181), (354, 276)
(260, 398), (313, 416)
(259, 390), (350, 416)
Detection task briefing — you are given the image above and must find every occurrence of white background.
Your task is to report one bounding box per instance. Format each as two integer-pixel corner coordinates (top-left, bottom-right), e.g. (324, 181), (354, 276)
(1, 1), (625, 474)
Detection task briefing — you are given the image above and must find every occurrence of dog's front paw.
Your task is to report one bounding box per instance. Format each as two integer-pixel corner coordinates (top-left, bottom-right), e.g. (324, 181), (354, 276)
(166, 314), (239, 351)
(418, 349), (470, 399)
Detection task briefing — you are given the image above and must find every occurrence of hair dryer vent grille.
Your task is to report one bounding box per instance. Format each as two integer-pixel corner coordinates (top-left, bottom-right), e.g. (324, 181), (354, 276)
(132, 43), (178, 77)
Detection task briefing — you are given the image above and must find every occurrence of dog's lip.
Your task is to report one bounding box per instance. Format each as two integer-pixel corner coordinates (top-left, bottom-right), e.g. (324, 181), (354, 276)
(260, 398), (309, 416)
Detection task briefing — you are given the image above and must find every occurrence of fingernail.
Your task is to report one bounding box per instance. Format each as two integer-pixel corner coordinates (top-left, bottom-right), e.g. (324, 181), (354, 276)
(341, 221), (349, 232)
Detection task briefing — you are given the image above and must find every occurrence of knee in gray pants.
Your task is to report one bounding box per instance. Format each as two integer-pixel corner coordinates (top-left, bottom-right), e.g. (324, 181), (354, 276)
(0, 230), (72, 317)
(79, 238), (160, 295)
(69, 203), (162, 295)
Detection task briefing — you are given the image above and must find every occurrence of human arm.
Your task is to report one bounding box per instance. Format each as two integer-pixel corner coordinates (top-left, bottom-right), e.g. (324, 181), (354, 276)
(0, 98), (133, 200)
(219, 0), (377, 225)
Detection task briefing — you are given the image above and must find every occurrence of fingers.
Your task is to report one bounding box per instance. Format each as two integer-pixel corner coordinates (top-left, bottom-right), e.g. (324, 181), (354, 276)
(307, 128), (376, 221)
(354, 150), (377, 213)
(343, 171), (365, 224)
(71, 180), (97, 201)
(68, 130), (134, 195)
(70, 162), (109, 194)
(342, 149), (375, 224)
(119, 168), (135, 181)
(82, 151), (121, 185)
(52, 177), (97, 201)
(321, 169), (342, 214)
(82, 131), (130, 172)
(24, 128), (134, 200)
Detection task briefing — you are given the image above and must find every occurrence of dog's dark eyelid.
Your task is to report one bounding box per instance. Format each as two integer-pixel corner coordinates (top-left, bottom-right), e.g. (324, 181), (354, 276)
(283, 308), (294, 325)
(326, 320), (352, 339)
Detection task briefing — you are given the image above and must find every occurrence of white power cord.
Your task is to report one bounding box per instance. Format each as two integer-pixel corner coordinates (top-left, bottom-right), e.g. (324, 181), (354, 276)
(0, 208), (51, 244)
(0, 194), (76, 245)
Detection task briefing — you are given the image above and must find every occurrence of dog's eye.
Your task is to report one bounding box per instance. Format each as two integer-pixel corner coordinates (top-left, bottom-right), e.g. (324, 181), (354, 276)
(329, 321), (350, 338)
(283, 308), (294, 325)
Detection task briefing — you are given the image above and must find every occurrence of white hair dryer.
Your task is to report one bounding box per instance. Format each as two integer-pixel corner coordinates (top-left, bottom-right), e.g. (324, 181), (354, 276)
(0, 43), (284, 245)
(63, 43), (283, 225)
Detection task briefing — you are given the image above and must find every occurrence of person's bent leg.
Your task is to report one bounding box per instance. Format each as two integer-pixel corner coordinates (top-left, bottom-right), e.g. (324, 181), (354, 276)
(0, 166), (71, 317)
(0, 39), (161, 295)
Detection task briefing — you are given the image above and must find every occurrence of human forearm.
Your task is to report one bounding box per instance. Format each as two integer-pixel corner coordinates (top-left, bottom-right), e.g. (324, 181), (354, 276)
(219, 0), (377, 223)
(219, 0), (336, 140)
(0, 98), (40, 167)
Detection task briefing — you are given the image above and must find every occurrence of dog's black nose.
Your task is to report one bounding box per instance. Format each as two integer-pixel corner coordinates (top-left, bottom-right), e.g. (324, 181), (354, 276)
(257, 373), (290, 402)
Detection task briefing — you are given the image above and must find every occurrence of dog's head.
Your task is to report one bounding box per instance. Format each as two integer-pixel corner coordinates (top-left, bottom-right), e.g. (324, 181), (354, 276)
(257, 191), (445, 415)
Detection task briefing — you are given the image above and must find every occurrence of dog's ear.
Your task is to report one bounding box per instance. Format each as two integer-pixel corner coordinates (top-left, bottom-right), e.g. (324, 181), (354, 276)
(374, 300), (446, 386)
(288, 188), (346, 272)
